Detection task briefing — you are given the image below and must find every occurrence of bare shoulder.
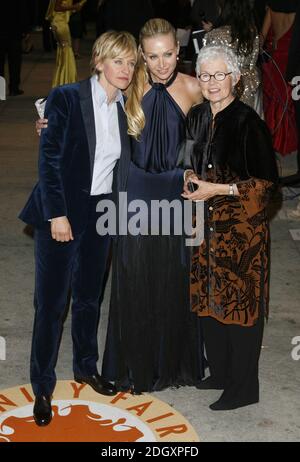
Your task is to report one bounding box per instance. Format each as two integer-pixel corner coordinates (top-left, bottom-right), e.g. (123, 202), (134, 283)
(178, 72), (203, 104)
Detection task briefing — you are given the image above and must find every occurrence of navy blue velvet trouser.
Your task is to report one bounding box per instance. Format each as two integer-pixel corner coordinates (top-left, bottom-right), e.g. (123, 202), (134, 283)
(30, 195), (112, 396)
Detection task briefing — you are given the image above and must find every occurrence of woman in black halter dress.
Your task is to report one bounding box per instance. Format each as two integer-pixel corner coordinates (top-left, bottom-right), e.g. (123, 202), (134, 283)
(102, 19), (206, 393)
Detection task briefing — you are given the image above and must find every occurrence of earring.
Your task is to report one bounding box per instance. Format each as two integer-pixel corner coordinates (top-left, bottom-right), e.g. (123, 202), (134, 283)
(176, 56), (179, 61)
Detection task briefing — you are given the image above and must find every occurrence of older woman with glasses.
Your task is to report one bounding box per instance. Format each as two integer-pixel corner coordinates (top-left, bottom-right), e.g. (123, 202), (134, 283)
(182, 45), (278, 411)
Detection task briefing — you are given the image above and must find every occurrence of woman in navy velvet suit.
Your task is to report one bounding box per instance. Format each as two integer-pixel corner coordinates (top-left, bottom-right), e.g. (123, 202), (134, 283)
(19, 31), (137, 427)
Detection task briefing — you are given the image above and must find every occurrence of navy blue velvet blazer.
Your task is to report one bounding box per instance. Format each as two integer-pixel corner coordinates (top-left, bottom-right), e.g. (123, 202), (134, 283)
(19, 79), (131, 232)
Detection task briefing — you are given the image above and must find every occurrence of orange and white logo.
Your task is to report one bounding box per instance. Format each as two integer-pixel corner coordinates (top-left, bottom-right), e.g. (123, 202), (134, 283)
(0, 381), (199, 442)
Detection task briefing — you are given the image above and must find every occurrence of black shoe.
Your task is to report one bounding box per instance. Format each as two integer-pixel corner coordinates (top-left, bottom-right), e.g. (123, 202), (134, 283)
(209, 397), (258, 411)
(33, 395), (52, 426)
(196, 377), (225, 390)
(9, 88), (24, 96)
(130, 386), (143, 396)
(74, 373), (117, 396)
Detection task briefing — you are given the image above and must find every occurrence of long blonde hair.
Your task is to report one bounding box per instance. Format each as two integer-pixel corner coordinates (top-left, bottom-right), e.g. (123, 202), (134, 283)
(126, 18), (177, 140)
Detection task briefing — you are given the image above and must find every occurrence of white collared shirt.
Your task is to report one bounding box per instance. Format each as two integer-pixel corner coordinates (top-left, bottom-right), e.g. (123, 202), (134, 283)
(90, 75), (124, 195)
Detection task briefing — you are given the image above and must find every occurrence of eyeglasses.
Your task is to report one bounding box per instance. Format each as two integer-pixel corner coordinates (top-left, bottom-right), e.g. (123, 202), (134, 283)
(197, 72), (232, 82)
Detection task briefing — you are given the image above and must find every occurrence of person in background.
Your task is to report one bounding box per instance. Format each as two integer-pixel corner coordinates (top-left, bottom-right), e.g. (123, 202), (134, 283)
(95, 0), (107, 37)
(253, 0), (268, 31)
(39, 0), (56, 52)
(284, 1), (300, 215)
(171, 0), (192, 30)
(202, 0), (262, 115)
(190, 0), (219, 30)
(0, 1), (30, 96)
(261, 0), (298, 156)
(183, 44), (278, 410)
(46, 0), (85, 87)
(187, 0), (219, 64)
(96, 0), (154, 40)
(69, 0), (86, 58)
(286, 0), (300, 178)
(152, 0), (174, 22)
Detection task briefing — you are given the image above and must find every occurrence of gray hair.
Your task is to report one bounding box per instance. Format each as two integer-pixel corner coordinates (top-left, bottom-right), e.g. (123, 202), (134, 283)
(196, 45), (241, 85)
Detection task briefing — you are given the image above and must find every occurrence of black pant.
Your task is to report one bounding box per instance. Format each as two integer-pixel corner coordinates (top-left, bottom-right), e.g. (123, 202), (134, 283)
(30, 195), (112, 396)
(42, 20), (55, 52)
(0, 36), (22, 91)
(202, 310), (264, 405)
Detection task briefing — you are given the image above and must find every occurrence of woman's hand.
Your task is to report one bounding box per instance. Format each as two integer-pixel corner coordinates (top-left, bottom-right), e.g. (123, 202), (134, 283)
(51, 216), (74, 242)
(182, 177), (229, 201)
(36, 118), (48, 136)
(202, 20), (213, 32)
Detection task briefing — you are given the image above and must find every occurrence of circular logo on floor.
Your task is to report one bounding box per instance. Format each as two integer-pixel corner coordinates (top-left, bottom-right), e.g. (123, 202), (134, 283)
(0, 381), (199, 442)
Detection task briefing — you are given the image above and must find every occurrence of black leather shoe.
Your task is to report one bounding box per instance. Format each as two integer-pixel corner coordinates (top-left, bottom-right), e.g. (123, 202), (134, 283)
(209, 397), (258, 411)
(130, 386), (143, 396)
(74, 373), (117, 396)
(33, 395), (52, 426)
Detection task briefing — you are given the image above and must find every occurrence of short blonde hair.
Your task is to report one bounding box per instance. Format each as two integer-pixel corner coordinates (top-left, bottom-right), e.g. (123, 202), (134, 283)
(91, 31), (137, 76)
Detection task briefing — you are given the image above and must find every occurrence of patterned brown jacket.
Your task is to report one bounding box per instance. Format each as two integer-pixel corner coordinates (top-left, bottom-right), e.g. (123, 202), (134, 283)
(184, 99), (278, 326)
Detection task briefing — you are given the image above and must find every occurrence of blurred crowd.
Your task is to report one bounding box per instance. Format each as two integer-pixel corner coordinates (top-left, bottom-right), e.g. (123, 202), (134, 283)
(1, 0), (299, 171)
